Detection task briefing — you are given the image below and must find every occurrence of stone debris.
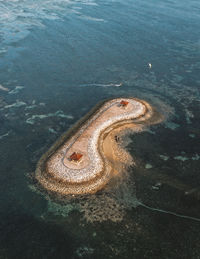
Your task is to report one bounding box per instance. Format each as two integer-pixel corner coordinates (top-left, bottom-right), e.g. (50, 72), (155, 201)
(145, 163), (153, 169)
(159, 155), (169, 161)
(174, 155), (189, 162)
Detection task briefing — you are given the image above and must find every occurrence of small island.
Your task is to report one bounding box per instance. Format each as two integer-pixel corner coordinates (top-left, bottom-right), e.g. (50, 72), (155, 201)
(35, 98), (157, 196)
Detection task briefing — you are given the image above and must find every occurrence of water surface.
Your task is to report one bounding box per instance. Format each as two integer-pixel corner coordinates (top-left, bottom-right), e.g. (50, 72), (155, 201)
(0, 0), (200, 258)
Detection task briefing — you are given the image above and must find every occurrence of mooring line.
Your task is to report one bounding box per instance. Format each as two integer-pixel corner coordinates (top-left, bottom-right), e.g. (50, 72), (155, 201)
(138, 201), (200, 222)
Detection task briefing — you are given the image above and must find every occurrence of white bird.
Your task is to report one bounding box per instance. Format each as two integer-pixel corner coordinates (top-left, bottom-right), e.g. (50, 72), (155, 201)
(148, 63), (152, 68)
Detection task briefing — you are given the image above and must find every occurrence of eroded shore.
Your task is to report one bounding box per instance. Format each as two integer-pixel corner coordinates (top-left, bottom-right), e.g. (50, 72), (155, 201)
(35, 98), (160, 196)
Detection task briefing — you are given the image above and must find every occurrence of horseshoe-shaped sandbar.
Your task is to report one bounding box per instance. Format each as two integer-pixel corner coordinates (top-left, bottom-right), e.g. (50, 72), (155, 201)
(35, 98), (153, 196)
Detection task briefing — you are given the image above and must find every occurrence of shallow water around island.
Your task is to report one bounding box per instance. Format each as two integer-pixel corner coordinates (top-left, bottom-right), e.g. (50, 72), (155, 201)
(0, 0), (200, 258)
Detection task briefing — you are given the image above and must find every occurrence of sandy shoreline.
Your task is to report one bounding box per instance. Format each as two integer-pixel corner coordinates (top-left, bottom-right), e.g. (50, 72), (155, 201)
(35, 97), (158, 196)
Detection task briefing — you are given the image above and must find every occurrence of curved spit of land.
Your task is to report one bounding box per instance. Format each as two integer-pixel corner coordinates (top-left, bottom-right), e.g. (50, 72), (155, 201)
(36, 98), (155, 196)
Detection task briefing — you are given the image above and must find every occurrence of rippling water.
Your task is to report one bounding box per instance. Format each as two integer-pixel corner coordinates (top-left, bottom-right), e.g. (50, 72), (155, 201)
(0, 0), (200, 258)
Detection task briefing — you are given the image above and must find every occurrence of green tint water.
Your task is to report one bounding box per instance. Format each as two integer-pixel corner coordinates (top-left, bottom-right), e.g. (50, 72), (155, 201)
(0, 0), (200, 258)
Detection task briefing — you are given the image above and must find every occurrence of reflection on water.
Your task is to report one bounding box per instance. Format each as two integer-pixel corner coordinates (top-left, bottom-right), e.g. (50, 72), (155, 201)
(0, 0), (200, 258)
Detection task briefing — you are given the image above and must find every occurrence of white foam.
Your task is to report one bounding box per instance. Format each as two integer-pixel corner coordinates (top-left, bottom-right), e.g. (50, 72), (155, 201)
(8, 86), (24, 94)
(0, 0), (98, 47)
(26, 110), (74, 124)
(0, 130), (11, 140)
(79, 15), (105, 22)
(0, 84), (9, 92)
(4, 100), (26, 108)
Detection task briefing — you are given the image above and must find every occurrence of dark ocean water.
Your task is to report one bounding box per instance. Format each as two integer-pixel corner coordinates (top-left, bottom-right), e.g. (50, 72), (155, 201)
(0, 0), (200, 258)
